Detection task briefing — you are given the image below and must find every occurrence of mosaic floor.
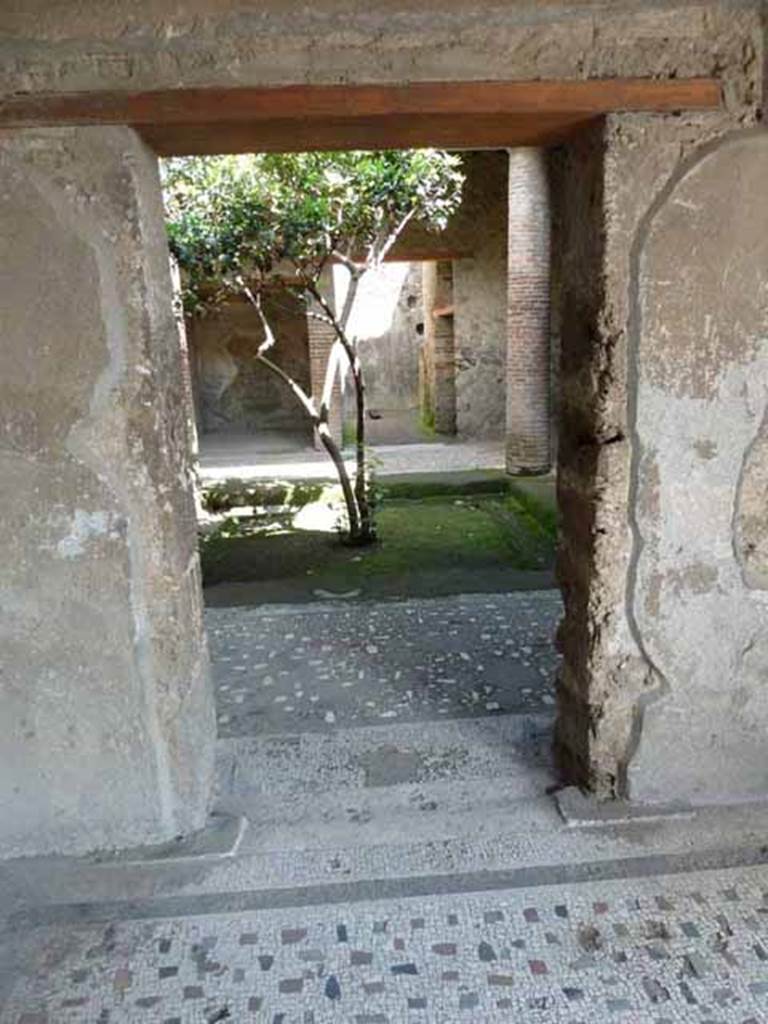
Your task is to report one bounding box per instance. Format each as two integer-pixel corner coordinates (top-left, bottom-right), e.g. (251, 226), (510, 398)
(206, 592), (561, 737)
(8, 591), (767, 1023)
(6, 863), (768, 1022)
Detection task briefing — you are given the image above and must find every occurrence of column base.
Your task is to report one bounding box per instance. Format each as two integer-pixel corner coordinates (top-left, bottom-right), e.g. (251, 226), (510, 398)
(505, 460), (551, 477)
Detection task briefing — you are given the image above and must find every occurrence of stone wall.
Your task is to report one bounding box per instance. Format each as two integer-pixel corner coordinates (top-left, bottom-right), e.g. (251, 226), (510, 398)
(1, 2), (762, 110)
(552, 120), (636, 796)
(187, 292), (312, 442)
(0, 126), (215, 857)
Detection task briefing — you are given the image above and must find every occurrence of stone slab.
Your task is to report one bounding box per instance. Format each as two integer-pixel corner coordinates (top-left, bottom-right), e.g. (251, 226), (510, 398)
(553, 786), (696, 829)
(89, 813), (247, 865)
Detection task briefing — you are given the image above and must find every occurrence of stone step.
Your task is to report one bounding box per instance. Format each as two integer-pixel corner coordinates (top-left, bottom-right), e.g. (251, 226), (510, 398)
(214, 713), (554, 800)
(221, 778), (559, 855)
(8, 800), (768, 915)
(213, 713), (556, 855)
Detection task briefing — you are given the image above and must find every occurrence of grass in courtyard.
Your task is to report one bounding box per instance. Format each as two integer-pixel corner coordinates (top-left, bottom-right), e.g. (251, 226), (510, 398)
(200, 478), (557, 601)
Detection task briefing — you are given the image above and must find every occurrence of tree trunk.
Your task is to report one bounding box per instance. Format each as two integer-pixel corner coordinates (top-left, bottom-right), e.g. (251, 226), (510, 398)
(309, 279), (377, 545)
(316, 418), (361, 541)
(350, 352), (374, 542)
(251, 350), (361, 543)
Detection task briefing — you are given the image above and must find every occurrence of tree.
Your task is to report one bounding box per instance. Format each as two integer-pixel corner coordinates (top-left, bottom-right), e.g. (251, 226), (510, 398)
(162, 150), (464, 544)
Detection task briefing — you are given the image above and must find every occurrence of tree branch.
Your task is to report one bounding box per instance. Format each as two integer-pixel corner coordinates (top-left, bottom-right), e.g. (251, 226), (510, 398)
(319, 338), (344, 422)
(332, 248), (363, 275)
(256, 353), (318, 421)
(376, 207), (416, 266)
(236, 276), (318, 419)
(338, 266), (362, 333)
(308, 284), (357, 368)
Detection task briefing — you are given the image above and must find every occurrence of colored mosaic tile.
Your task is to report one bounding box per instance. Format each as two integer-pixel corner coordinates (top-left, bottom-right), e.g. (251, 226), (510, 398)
(10, 862), (768, 1024)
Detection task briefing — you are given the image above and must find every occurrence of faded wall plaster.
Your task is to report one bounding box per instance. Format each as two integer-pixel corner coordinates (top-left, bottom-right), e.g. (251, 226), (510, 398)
(626, 130), (768, 804)
(342, 261), (425, 445)
(187, 292), (312, 440)
(0, 125), (215, 857)
(552, 111), (765, 798)
(453, 152), (508, 440)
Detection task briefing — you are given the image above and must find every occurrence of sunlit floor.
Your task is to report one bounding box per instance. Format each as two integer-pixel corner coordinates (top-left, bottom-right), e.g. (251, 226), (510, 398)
(198, 434), (506, 483)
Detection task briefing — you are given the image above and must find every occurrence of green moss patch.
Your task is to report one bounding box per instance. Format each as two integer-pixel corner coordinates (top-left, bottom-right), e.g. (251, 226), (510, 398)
(201, 484), (557, 601)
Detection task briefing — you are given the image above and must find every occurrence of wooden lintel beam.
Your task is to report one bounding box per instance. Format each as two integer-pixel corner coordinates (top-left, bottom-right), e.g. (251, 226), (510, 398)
(138, 113), (596, 156)
(0, 77), (721, 130)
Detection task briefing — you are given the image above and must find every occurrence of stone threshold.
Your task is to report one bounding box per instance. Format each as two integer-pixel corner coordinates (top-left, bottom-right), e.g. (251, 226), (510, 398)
(12, 842), (768, 931)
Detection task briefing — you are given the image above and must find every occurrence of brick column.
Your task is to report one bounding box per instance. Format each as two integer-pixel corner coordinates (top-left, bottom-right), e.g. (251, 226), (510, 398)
(505, 148), (551, 475)
(307, 314), (343, 448)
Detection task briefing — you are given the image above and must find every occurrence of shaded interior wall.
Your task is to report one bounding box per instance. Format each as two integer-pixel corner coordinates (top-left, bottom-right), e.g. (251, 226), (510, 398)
(0, 125), (215, 857)
(452, 151), (508, 440)
(553, 104), (768, 804)
(341, 261), (424, 444)
(187, 292), (312, 442)
(420, 259), (456, 435)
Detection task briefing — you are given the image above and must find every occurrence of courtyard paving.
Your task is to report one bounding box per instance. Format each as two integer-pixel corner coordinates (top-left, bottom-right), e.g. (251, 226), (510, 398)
(206, 592), (561, 737)
(198, 436), (506, 483)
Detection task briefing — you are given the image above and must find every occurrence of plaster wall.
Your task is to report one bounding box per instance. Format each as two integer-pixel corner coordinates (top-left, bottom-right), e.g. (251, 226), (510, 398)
(0, 125), (216, 857)
(627, 131), (768, 803)
(453, 152), (508, 440)
(341, 262), (424, 444)
(187, 293), (312, 442)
